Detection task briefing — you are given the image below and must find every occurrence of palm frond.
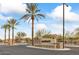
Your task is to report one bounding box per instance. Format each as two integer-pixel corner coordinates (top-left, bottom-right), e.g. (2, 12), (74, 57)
(31, 3), (38, 13)
(1, 24), (7, 29)
(35, 9), (40, 13)
(20, 14), (30, 20)
(8, 20), (11, 24)
(6, 24), (11, 29)
(26, 3), (32, 11)
(26, 9), (31, 13)
(15, 22), (19, 25)
(26, 17), (31, 23)
(21, 3), (45, 23)
(37, 14), (45, 18)
(35, 16), (39, 23)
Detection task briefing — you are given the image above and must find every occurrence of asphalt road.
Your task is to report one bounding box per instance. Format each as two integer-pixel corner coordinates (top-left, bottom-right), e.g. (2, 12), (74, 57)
(0, 45), (79, 55)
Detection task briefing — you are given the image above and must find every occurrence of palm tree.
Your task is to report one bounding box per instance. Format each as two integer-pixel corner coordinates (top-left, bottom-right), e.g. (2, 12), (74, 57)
(21, 3), (45, 45)
(8, 19), (19, 45)
(1, 24), (8, 43)
(6, 24), (11, 46)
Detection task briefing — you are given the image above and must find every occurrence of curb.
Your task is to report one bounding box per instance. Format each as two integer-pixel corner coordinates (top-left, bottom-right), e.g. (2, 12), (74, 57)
(26, 46), (71, 51)
(66, 45), (79, 47)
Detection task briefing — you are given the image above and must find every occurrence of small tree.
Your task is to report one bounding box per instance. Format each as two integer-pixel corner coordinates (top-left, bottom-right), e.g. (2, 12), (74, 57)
(16, 32), (27, 43)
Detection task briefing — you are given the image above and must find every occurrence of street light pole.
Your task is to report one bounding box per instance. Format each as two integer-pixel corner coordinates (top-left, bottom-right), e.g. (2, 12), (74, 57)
(62, 3), (68, 48)
(63, 3), (65, 48)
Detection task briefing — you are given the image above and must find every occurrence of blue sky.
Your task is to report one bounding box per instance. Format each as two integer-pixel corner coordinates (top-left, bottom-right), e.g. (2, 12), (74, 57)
(0, 0), (79, 39)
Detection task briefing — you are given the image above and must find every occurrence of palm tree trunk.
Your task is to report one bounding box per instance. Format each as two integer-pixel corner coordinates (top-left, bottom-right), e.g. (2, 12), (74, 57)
(12, 27), (14, 45)
(4, 29), (6, 43)
(32, 15), (34, 46)
(8, 28), (10, 46)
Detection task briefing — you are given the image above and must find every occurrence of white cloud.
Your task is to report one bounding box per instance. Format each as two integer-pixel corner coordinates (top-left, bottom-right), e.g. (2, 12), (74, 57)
(66, 24), (79, 32)
(51, 24), (63, 30)
(50, 24), (63, 34)
(0, 14), (13, 21)
(0, 0), (26, 14)
(36, 23), (47, 30)
(50, 23), (79, 34)
(0, 0), (26, 21)
(48, 4), (79, 21)
(0, 14), (6, 20)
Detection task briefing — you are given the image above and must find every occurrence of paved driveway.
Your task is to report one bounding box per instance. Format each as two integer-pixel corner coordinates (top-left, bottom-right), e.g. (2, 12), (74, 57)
(0, 45), (79, 55)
